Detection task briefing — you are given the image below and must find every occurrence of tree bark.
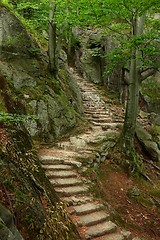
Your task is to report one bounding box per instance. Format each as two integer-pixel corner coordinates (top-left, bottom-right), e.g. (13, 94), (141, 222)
(121, 14), (145, 156)
(48, 0), (57, 76)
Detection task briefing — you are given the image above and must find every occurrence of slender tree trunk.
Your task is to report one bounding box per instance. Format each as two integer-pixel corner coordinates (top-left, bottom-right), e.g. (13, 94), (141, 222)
(121, 14), (145, 156)
(48, 0), (57, 76)
(121, 51), (140, 154)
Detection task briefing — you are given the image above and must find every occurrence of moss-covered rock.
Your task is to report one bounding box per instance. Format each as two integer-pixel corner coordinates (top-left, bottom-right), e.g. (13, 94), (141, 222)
(0, 204), (24, 240)
(136, 123), (160, 162)
(0, 5), (83, 142)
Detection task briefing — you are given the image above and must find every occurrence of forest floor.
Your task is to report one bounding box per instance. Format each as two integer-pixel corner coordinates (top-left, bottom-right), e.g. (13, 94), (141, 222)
(84, 156), (160, 240)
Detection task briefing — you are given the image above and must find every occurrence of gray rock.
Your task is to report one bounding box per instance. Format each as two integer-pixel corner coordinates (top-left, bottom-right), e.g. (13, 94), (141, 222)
(28, 100), (37, 114)
(0, 204), (24, 240)
(46, 170), (77, 178)
(85, 221), (117, 239)
(81, 49), (102, 84)
(55, 185), (88, 197)
(37, 100), (49, 132)
(77, 211), (109, 227)
(0, 7), (83, 142)
(149, 113), (160, 126)
(136, 123), (160, 161)
(73, 202), (104, 215)
(25, 119), (38, 137)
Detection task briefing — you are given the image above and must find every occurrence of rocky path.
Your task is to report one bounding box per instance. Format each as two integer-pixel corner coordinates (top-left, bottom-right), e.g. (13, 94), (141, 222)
(39, 68), (142, 240)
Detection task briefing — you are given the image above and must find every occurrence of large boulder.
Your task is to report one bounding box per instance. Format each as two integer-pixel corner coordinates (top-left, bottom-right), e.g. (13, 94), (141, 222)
(72, 28), (121, 91)
(0, 204), (24, 240)
(0, 6), (36, 57)
(0, 6), (83, 141)
(136, 123), (160, 162)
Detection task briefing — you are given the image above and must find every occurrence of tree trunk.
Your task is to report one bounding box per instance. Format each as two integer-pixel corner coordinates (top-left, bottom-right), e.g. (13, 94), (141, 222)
(121, 51), (140, 154)
(48, 0), (57, 76)
(121, 14), (145, 156)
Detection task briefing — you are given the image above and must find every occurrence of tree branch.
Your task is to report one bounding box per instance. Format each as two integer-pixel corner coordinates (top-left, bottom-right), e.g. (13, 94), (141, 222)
(140, 67), (156, 74)
(140, 68), (158, 82)
(106, 25), (129, 37)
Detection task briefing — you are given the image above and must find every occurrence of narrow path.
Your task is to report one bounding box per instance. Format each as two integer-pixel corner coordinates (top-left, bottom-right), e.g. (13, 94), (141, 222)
(39, 68), (142, 240)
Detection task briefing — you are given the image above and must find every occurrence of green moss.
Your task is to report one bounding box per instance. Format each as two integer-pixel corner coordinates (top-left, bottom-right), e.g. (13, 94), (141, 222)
(21, 86), (45, 101)
(149, 185), (160, 198)
(141, 79), (160, 102)
(0, 98), (7, 112)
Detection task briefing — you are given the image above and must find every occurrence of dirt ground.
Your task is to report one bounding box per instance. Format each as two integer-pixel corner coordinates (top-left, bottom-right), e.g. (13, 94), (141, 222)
(88, 159), (160, 240)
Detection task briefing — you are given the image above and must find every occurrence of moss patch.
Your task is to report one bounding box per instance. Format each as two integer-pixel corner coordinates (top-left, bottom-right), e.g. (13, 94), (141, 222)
(0, 97), (7, 112)
(141, 79), (160, 102)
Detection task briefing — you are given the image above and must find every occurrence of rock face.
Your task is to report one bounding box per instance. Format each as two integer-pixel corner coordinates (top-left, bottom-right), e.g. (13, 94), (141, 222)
(136, 123), (160, 162)
(0, 204), (24, 240)
(0, 6), (83, 141)
(73, 28), (121, 91)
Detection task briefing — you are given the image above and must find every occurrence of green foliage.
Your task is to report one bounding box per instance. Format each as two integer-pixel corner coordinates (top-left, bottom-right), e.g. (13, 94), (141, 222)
(0, 113), (38, 125)
(0, 0), (9, 6)
(0, 99), (6, 112)
(142, 79), (160, 101)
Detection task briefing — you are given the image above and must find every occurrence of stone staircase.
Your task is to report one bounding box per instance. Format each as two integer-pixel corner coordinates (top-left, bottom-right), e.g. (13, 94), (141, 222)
(39, 68), (142, 240)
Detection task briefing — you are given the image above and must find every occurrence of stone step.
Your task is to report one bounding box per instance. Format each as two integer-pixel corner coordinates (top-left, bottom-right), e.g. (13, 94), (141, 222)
(84, 107), (107, 112)
(46, 170), (77, 178)
(84, 110), (107, 115)
(102, 123), (122, 131)
(85, 113), (110, 118)
(63, 159), (82, 168)
(83, 104), (106, 109)
(40, 156), (64, 165)
(87, 118), (111, 123)
(91, 114), (110, 118)
(42, 153), (82, 167)
(73, 202), (104, 216)
(94, 231), (132, 240)
(77, 211), (110, 227)
(43, 164), (72, 170)
(85, 221), (117, 239)
(81, 91), (98, 94)
(55, 185), (88, 196)
(91, 121), (122, 129)
(112, 119), (124, 123)
(61, 196), (93, 206)
(50, 177), (83, 187)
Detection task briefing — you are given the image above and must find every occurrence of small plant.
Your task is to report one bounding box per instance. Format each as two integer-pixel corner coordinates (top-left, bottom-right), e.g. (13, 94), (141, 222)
(0, 113), (38, 125)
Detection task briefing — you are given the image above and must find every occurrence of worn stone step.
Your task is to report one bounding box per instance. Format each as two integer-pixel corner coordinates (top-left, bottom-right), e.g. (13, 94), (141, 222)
(61, 196), (93, 206)
(112, 119), (124, 123)
(91, 114), (110, 119)
(84, 106), (106, 110)
(91, 121), (122, 129)
(40, 156), (64, 165)
(43, 164), (72, 170)
(73, 202), (104, 216)
(85, 113), (110, 118)
(88, 118), (111, 123)
(94, 231), (132, 240)
(77, 211), (110, 227)
(84, 110), (107, 115)
(50, 177), (83, 187)
(46, 170), (77, 178)
(85, 221), (117, 239)
(64, 159), (82, 167)
(54, 185), (88, 196)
